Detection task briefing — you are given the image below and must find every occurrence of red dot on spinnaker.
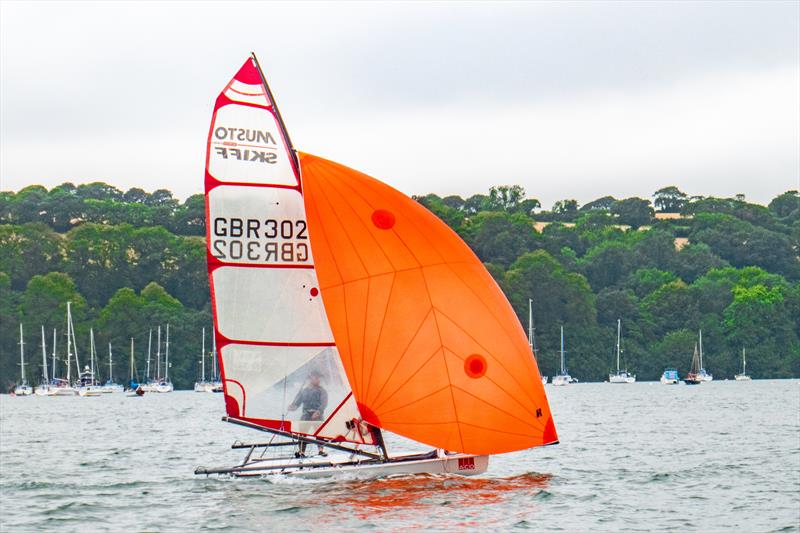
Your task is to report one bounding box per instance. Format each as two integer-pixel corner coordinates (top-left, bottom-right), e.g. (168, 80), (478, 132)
(464, 354), (487, 378)
(310, 287), (319, 297)
(371, 209), (396, 230)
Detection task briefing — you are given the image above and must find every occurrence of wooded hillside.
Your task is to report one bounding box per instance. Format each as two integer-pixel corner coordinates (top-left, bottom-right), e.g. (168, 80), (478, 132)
(1, 183), (797, 389)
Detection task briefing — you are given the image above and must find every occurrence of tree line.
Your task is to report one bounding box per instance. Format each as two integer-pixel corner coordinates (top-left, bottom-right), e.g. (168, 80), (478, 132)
(0, 183), (797, 389)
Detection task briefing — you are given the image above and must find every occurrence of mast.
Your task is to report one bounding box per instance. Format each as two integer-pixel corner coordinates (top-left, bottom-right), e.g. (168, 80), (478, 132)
(146, 328), (152, 381)
(89, 328), (96, 383)
(165, 324), (170, 382)
(698, 329), (704, 370)
(250, 52), (299, 173)
(616, 319), (621, 373)
(212, 332), (217, 381)
(41, 325), (48, 383)
(130, 337), (135, 382)
(70, 310), (81, 381)
(560, 326), (565, 374)
(66, 302), (73, 383)
(18, 323), (25, 382)
(528, 299), (535, 353)
(156, 326), (161, 380)
(51, 328), (57, 382)
(108, 342), (113, 383)
(201, 327), (206, 382)
(742, 347), (747, 375)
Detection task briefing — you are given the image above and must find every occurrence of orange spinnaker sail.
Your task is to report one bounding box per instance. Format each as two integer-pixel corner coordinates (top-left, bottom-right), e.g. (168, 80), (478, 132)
(301, 153), (557, 455)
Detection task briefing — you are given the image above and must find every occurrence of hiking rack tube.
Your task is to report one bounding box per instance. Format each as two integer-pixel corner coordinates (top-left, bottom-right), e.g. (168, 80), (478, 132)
(221, 416), (384, 461)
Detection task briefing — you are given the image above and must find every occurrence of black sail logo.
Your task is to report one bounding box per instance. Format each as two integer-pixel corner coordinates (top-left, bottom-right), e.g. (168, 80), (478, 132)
(212, 126), (279, 164)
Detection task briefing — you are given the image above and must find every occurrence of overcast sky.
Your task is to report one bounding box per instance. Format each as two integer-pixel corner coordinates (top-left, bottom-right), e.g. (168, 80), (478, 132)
(1, 1), (798, 208)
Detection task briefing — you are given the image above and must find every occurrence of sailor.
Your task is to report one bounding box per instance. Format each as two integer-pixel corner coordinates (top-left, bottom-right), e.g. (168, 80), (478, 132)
(288, 369), (328, 457)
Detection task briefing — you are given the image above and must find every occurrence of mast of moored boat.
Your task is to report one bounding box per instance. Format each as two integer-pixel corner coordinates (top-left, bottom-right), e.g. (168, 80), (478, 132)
(70, 308), (81, 381)
(51, 328), (57, 382)
(560, 326), (566, 374)
(89, 328), (96, 384)
(156, 326), (161, 381)
(130, 337), (135, 383)
(41, 325), (48, 384)
(107, 342), (113, 383)
(146, 328), (152, 381)
(19, 323), (26, 383)
(616, 319), (621, 374)
(165, 324), (170, 383)
(66, 302), (74, 383)
(699, 329), (704, 371)
(201, 327), (206, 382)
(742, 347), (746, 375)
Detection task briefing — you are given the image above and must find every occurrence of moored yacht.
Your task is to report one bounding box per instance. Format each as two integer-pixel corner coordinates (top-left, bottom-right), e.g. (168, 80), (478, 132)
(608, 319), (635, 383)
(551, 326), (572, 386)
(660, 369), (680, 384)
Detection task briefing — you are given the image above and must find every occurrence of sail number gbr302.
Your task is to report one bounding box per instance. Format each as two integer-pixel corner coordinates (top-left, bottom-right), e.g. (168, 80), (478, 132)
(211, 217), (310, 263)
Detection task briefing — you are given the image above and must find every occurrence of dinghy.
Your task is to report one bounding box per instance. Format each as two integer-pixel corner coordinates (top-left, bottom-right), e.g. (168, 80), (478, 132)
(196, 55), (557, 478)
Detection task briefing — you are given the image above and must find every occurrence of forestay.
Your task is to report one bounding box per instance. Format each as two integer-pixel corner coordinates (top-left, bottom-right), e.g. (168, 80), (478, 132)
(205, 58), (373, 445)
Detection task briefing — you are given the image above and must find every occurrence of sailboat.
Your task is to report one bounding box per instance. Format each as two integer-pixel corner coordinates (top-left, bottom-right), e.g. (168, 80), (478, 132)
(195, 55), (557, 478)
(51, 303), (79, 396)
(13, 324), (33, 396)
(78, 328), (102, 397)
(551, 326), (572, 386)
(684, 343), (702, 385)
(126, 337), (145, 396)
(35, 325), (56, 396)
(141, 326), (174, 393)
(608, 319), (635, 383)
(528, 299), (547, 386)
(698, 330), (713, 382)
(209, 333), (222, 393)
(194, 327), (214, 392)
(101, 343), (124, 393)
(735, 348), (752, 381)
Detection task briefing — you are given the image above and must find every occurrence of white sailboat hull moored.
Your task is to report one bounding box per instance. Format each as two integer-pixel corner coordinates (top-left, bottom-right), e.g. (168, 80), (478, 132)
(12, 385), (33, 396)
(609, 372), (636, 384)
(551, 374), (571, 386)
(734, 374), (752, 381)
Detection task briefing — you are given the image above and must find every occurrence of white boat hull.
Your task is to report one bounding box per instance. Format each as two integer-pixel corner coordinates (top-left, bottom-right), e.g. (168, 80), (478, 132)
(78, 386), (103, 397)
(12, 385), (33, 396)
(100, 383), (125, 393)
(194, 382), (214, 392)
(141, 382), (174, 393)
(734, 374), (752, 381)
(609, 373), (636, 384)
(551, 374), (571, 386)
(660, 377), (680, 384)
(217, 452), (489, 479)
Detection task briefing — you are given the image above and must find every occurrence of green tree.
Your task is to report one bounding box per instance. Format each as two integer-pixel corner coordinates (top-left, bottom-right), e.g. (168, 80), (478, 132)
(611, 197), (654, 229)
(653, 186), (688, 213)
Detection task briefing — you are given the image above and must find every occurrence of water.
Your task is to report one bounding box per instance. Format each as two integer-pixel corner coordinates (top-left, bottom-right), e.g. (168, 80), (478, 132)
(1, 381), (798, 532)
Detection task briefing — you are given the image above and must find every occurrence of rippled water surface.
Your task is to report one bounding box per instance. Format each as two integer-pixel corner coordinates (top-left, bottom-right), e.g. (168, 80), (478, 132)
(1, 381), (798, 532)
